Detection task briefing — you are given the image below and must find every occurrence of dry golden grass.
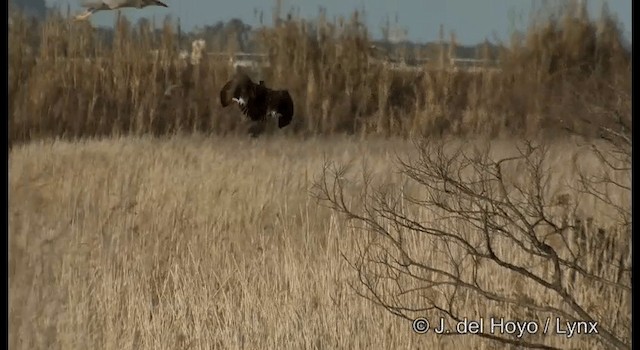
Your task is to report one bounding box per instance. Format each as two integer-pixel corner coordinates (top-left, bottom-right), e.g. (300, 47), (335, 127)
(9, 1), (631, 348)
(9, 135), (629, 349)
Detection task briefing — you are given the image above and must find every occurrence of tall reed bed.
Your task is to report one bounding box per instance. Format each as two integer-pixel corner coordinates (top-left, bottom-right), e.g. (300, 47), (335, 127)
(9, 1), (630, 145)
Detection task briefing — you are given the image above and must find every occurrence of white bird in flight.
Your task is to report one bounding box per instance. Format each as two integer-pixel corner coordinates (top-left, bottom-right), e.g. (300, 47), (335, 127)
(74, 0), (169, 21)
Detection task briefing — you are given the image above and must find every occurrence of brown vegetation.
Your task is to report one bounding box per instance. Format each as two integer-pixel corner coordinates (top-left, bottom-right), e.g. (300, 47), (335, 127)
(9, 135), (630, 349)
(9, 1), (630, 144)
(9, 1), (631, 349)
(315, 136), (630, 349)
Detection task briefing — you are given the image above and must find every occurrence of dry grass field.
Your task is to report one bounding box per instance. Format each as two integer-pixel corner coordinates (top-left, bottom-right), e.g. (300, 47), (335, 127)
(9, 1), (631, 349)
(9, 135), (630, 349)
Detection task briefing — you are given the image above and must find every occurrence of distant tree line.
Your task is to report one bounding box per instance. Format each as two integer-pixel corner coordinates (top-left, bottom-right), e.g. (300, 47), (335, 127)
(9, 2), (503, 61)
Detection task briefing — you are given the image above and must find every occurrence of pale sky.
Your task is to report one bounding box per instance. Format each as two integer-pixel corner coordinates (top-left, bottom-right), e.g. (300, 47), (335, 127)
(48, 0), (632, 45)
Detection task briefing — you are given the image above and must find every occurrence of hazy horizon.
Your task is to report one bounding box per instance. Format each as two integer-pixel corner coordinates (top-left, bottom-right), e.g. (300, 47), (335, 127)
(46, 0), (632, 46)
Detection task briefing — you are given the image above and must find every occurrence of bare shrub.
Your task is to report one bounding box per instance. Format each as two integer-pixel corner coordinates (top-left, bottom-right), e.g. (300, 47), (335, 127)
(307, 13), (632, 347)
(312, 80), (631, 349)
(313, 132), (630, 349)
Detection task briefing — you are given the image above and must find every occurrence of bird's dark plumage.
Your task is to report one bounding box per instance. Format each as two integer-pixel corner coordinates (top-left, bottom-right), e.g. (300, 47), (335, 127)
(220, 72), (294, 129)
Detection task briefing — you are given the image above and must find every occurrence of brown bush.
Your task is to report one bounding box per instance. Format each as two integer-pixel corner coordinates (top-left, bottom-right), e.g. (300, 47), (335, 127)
(8, 1), (630, 145)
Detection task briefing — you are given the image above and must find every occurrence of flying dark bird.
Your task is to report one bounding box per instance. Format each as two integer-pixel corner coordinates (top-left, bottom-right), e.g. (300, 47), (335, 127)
(219, 72), (294, 129)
